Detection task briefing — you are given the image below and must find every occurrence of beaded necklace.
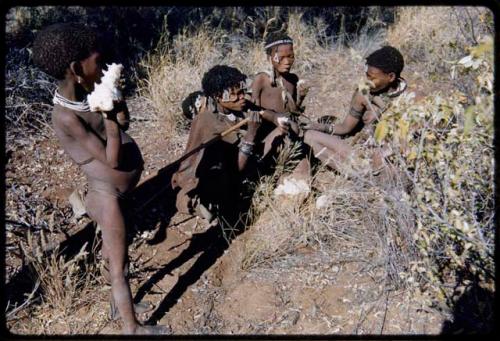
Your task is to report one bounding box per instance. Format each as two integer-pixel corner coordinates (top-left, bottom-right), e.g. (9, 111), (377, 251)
(53, 90), (91, 112)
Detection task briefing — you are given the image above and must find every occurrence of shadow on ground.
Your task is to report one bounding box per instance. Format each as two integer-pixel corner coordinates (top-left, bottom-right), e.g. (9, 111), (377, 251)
(440, 271), (495, 335)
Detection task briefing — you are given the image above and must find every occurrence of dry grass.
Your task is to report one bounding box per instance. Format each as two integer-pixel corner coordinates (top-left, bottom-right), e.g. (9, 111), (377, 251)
(137, 14), (334, 137)
(387, 6), (493, 95)
(13, 230), (104, 334)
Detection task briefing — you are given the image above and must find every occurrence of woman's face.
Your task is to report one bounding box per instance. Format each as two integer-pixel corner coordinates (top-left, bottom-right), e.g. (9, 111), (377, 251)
(270, 44), (295, 74)
(217, 86), (246, 112)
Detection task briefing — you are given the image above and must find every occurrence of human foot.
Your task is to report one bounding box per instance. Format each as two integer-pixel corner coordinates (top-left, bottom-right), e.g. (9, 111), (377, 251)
(124, 324), (171, 335)
(110, 300), (153, 321)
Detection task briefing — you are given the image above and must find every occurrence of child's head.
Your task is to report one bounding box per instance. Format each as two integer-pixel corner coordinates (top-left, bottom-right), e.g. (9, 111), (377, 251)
(181, 90), (205, 120)
(365, 46), (404, 92)
(202, 65), (247, 112)
(32, 23), (107, 91)
(264, 32), (295, 74)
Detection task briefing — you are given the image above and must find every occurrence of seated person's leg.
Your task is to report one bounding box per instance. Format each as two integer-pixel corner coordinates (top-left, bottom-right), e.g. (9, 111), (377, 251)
(303, 130), (352, 171)
(261, 127), (286, 159)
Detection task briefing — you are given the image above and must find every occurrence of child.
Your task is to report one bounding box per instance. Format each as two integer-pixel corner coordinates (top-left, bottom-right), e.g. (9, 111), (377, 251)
(181, 90), (205, 120)
(251, 31), (308, 121)
(32, 23), (168, 334)
(251, 29), (311, 186)
(302, 46), (406, 173)
(172, 65), (268, 225)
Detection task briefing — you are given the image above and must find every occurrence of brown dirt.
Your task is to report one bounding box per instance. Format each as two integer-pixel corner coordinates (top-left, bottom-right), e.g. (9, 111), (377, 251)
(5, 96), (447, 335)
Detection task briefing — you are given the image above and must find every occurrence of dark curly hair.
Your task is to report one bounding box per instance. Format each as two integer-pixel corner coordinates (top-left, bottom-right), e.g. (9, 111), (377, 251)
(32, 23), (105, 80)
(181, 90), (205, 120)
(201, 65), (246, 99)
(264, 31), (293, 55)
(366, 46), (404, 78)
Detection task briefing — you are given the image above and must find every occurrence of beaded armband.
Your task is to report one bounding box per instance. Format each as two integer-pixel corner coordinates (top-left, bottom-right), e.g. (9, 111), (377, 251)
(238, 140), (255, 156)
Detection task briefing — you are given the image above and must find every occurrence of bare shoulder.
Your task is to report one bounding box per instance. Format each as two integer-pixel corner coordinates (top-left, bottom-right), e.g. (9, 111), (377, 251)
(253, 72), (271, 86)
(52, 107), (85, 135)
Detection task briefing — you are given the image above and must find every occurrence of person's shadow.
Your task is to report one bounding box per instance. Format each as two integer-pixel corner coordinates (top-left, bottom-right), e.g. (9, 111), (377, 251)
(132, 178), (255, 325)
(5, 129), (290, 325)
(136, 219), (241, 325)
(440, 270), (495, 335)
(125, 163), (181, 245)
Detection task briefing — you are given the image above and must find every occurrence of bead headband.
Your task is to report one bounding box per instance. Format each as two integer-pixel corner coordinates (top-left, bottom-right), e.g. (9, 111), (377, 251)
(264, 39), (293, 50)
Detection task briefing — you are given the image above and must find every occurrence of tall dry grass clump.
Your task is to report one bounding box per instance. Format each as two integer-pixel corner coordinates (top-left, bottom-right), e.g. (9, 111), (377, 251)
(17, 231), (101, 334)
(387, 6), (493, 95)
(138, 14), (331, 137)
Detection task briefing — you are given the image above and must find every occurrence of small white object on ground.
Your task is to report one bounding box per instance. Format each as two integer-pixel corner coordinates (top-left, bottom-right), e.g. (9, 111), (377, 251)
(87, 63), (124, 112)
(315, 194), (331, 209)
(274, 177), (310, 196)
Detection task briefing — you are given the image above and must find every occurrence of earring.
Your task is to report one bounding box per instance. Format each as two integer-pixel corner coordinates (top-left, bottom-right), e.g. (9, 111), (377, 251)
(77, 77), (82, 84)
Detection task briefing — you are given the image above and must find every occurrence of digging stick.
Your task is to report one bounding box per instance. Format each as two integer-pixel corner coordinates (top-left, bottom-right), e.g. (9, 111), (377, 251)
(134, 116), (253, 212)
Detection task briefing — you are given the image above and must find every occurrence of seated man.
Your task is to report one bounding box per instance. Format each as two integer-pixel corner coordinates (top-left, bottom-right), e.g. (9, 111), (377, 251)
(302, 46), (407, 173)
(32, 23), (167, 334)
(172, 65), (278, 226)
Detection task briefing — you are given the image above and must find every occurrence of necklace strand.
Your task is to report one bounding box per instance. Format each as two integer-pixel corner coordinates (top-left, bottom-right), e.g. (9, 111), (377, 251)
(53, 90), (91, 112)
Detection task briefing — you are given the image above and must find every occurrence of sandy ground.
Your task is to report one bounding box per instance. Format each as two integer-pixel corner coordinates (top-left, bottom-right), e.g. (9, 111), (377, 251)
(5, 96), (448, 335)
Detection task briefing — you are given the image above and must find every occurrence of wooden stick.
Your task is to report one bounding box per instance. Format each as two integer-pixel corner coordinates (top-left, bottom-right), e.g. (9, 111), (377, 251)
(134, 116), (252, 211)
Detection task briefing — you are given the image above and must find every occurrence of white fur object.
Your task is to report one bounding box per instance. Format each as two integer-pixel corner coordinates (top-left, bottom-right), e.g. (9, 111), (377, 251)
(274, 178), (310, 196)
(315, 194), (331, 209)
(87, 63), (124, 112)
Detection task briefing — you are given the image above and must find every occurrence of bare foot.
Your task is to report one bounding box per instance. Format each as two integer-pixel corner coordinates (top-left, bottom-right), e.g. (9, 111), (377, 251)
(110, 300), (153, 320)
(125, 324), (170, 335)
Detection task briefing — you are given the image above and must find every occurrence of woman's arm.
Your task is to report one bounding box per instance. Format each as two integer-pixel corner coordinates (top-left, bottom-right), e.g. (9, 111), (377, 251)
(60, 110), (122, 168)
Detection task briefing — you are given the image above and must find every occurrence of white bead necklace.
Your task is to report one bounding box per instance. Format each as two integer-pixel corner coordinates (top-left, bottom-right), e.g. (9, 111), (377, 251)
(53, 90), (91, 112)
